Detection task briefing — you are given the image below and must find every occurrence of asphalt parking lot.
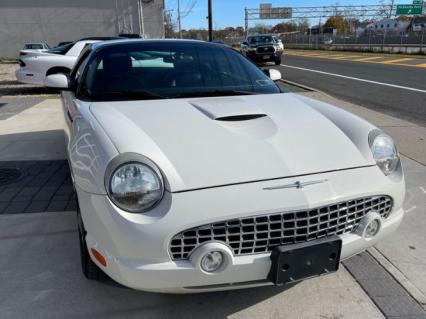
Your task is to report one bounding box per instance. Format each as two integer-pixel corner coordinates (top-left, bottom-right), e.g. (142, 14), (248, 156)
(1, 62), (426, 319)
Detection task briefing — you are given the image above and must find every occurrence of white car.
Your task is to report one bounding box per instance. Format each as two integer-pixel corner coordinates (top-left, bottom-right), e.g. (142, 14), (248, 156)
(19, 42), (50, 57)
(46, 39), (405, 293)
(16, 40), (99, 86)
(272, 36), (284, 52)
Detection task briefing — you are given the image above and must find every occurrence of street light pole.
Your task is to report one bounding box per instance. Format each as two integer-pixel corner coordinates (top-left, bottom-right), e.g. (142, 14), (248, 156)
(177, 0), (182, 38)
(208, 0), (213, 41)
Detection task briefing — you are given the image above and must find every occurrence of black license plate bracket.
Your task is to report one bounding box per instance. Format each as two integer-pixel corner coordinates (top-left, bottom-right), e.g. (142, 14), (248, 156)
(268, 236), (342, 286)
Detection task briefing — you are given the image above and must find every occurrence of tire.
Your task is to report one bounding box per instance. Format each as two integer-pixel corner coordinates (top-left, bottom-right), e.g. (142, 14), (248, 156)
(275, 56), (282, 65)
(77, 203), (102, 280)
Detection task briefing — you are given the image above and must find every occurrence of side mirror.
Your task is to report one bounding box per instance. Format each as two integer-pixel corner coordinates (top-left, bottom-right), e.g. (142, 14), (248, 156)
(242, 41), (248, 46)
(44, 73), (70, 90)
(264, 69), (282, 81)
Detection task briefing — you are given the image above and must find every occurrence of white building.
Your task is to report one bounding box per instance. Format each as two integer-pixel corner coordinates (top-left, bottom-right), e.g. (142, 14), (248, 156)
(366, 18), (410, 34)
(0, 0), (165, 57)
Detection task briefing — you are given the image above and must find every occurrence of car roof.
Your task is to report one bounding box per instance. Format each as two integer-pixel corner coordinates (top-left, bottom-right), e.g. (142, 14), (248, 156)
(89, 39), (224, 51)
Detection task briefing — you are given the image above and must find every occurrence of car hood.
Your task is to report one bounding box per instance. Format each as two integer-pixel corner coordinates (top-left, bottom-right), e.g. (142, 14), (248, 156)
(90, 93), (375, 192)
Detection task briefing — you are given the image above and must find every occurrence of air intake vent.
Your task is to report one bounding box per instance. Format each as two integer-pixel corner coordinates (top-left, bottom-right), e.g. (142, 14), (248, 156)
(215, 114), (266, 121)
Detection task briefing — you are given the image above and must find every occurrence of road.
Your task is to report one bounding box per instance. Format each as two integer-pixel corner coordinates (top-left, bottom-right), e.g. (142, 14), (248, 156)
(277, 50), (426, 126)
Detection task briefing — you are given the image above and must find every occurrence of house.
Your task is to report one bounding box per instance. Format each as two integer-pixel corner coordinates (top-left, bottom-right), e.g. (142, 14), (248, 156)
(412, 16), (426, 32)
(365, 18), (410, 34)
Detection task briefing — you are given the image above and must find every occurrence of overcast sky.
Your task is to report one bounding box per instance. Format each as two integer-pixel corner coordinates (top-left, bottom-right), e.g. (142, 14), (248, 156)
(164, 0), (412, 29)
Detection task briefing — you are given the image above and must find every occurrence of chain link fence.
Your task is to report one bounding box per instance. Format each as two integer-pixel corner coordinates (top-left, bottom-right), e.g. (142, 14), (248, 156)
(282, 32), (426, 54)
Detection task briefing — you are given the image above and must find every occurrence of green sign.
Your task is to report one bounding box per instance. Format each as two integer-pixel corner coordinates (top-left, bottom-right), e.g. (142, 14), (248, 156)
(396, 4), (423, 15)
(412, 0), (423, 4)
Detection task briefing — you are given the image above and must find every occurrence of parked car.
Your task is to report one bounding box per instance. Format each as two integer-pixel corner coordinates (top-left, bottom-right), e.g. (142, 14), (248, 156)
(241, 35), (282, 65)
(19, 42), (50, 57)
(16, 40), (101, 85)
(45, 39), (405, 293)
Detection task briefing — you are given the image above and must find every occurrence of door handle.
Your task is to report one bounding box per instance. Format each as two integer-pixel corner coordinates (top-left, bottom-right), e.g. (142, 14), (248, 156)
(67, 110), (74, 123)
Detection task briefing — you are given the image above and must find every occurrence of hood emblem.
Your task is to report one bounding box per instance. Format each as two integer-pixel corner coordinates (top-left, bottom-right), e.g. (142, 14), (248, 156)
(263, 179), (328, 190)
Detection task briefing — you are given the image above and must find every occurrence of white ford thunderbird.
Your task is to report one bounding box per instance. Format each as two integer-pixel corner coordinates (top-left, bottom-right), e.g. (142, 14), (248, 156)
(46, 39), (405, 293)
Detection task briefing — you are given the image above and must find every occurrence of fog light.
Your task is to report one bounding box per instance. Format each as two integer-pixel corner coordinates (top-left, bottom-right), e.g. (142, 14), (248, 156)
(365, 219), (381, 238)
(200, 251), (223, 273)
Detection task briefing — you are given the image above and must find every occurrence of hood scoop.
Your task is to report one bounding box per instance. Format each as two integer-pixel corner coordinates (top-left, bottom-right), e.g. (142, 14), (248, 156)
(190, 97), (267, 121)
(215, 114), (266, 121)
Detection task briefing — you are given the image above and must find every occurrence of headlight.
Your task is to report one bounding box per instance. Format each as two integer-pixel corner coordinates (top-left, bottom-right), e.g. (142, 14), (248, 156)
(369, 131), (399, 176)
(107, 160), (164, 213)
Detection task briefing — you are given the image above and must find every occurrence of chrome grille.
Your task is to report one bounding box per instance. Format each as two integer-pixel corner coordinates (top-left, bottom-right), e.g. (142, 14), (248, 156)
(256, 46), (275, 53)
(170, 196), (392, 260)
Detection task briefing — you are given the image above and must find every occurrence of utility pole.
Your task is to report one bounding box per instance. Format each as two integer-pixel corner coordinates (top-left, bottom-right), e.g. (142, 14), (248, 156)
(390, 0), (395, 18)
(177, 0), (182, 38)
(244, 7), (248, 37)
(208, 0), (213, 41)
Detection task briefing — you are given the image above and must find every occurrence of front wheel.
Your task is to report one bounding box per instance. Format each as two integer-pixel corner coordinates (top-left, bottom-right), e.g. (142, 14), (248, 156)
(77, 203), (102, 280)
(275, 56), (282, 65)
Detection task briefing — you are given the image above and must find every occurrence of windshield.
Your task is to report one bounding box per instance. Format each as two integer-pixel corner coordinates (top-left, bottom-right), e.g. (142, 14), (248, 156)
(24, 44), (43, 50)
(46, 42), (74, 55)
(80, 42), (281, 101)
(248, 36), (273, 45)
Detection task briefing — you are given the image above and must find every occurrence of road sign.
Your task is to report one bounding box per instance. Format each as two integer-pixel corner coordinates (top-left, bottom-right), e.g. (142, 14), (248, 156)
(412, 0), (423, 4)
(259, 3), (292, 19)
(396, 4), (423, 15)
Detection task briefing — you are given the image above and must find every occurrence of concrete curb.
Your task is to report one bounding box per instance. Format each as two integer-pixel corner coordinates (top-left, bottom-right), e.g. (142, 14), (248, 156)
(279, 78), (315, 92)
(369, 247), (426, 310)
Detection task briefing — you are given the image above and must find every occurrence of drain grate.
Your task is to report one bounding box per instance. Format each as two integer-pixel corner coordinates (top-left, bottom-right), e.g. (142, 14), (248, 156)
(0, 168), (21, 185)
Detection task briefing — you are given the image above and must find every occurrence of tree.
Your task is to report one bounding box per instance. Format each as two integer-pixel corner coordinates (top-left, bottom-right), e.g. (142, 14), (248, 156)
(271, 22), (297, 33)
(324, 16), (345, 33)
(378, 0), (393, 18)
(164, 11), (176, 38)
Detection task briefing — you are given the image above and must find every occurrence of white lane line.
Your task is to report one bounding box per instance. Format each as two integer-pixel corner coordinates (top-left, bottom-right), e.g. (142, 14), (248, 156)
(405, 206), (417, 213)
(280, 64), (426, 93)
(420, 186), (426, 194)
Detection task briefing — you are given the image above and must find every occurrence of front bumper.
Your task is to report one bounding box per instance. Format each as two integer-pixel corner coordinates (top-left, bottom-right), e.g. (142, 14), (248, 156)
(77, 165), (405, 293)
(246, 50), (280, 63)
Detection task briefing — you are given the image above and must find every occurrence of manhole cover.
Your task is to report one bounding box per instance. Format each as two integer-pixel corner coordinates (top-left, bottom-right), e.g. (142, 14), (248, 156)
(0, 168), (21, 184)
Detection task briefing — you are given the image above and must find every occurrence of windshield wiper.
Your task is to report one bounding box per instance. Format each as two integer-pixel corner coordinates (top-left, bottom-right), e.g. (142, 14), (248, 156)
(92, 90), (166, 100)
(175, 90), (257, 98)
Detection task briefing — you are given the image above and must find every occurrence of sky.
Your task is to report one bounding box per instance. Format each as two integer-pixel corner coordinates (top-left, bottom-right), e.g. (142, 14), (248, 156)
(165, 0), (414, 29)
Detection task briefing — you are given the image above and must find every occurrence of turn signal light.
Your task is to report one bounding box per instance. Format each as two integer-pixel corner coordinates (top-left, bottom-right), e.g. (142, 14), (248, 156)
(91, 248), (107, 267)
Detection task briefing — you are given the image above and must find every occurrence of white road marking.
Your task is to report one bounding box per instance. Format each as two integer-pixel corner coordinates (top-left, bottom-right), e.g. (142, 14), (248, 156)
(405, 206), (417, 213)
(280, 64), (426, 93)
(420, 186), (426, 194)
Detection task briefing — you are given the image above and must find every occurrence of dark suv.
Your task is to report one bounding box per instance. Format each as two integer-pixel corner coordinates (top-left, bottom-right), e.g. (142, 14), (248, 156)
(241, 35), (282, 65)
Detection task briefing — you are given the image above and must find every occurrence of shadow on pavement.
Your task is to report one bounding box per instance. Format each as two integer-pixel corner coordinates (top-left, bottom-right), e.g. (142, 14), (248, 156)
(0, 80), (58, 96)
(0, 211), (291, 319)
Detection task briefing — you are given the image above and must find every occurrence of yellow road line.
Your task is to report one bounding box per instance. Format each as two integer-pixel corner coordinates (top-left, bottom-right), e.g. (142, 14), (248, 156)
(331, 55), (362, 60)
(381, 58), (413, 64)
(285, 51), (426, 68)
(351, 56), (384, 61)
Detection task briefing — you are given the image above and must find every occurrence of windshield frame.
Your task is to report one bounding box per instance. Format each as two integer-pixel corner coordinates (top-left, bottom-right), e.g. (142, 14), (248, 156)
(75, 41), (283, 102)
